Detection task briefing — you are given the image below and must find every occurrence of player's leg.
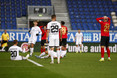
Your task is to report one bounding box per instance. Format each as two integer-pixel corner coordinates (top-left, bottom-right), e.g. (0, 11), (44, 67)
(79, 43), (83, 53)
(75, 40), (79, 53)
(106, 37), (111, 61)
(22, 54), (29, 60)
(30, 43), (34, 56)
(99, 36), (105, 62)
(41, 40), (44, 53)
(60, 48), (67, 58)
(49, 38), (55, 64)
(56, 38), (60, 64)
(61, 39), (67, 56)
(50, 47), (54, 64)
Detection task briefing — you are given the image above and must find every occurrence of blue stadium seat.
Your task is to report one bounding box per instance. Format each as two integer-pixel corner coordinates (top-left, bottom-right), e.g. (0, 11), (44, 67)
(0, 0), (51, 29)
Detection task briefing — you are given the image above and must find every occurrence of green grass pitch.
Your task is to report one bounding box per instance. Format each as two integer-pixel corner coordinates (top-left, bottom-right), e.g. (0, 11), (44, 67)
(0, 52), (117, 78)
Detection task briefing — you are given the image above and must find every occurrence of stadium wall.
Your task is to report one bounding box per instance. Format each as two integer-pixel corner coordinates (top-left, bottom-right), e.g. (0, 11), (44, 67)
(0, 31), (117, 52)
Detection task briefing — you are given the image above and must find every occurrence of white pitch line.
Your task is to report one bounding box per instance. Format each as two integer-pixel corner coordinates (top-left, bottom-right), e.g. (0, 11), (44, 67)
(27, 59), (43, 67)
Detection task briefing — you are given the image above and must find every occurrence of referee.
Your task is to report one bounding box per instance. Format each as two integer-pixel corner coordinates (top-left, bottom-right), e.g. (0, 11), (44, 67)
(1, 30), (9, 51)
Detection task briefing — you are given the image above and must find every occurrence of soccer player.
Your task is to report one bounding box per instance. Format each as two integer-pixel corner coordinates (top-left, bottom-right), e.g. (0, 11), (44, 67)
(36, 25), (47, 57)
(46, 15), (62, 64)
(28, 20), (42, 56)
(96, 16), (111, 62)
(0, 30), (9, 51)
(36, 50), (66, 59)
(74, 29), (83, 53)
(9, 40), (29, 60)
(35, 44), (66, 59)
(60, 21), (68, 56)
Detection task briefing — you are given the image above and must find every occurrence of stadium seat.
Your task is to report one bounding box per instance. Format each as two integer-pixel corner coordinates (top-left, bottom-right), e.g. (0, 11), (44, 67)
(0, 0), (51, 29)
(67, 0), (115, 30)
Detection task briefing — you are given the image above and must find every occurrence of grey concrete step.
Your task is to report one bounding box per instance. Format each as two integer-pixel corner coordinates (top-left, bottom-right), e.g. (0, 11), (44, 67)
(17, 24), (28, 28)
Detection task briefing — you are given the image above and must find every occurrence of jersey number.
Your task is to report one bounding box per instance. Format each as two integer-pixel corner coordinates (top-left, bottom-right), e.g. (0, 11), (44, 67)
(51, 25), (59, 33)
(104, 24), (110, 32)
(11, 51), (17, 57)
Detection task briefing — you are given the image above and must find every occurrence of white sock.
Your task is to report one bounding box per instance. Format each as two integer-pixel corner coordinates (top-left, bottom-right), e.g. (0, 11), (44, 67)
(39, 52), (45, 57)
(30, 48), (34, 55)
(108, 57), (110, 59)
(22, 57), (27, 60)
(42, 55), (50, 58)
(61, 50), (67, 57)
(22, 48), (26, 53)
(60, 46), (62, 52)
(50, 50), (54, 62)
(57, 50), (60, 63)
(76, 46), (78, 52)
(101, 58), (104, 60)
(2, 46), (5, 50)
(81, 45), (83, 51)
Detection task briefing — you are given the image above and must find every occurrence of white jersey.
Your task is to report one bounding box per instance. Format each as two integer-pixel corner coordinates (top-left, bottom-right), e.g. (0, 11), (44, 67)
(29, 26), (42, 41)
(9, 45), (23, 60)
(75, 32), (83, 41)
(47, 21), (61, 38)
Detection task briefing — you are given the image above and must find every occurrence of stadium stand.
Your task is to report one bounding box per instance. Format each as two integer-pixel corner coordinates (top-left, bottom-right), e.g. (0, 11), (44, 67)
(67, 0), (116, 30)
(0, 0), (51, 29)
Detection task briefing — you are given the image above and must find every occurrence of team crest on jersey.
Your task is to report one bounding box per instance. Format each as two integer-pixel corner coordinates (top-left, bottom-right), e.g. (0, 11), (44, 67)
(21, 43), (29, 52)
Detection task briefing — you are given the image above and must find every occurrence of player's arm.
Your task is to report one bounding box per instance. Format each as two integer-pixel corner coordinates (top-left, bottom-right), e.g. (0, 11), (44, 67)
(19, 47), (25, 53)
(82, 34), (83, 42)
(108, 17), (111, 23)
(66, 27), (68, 34)
(36, 27), (42, 36)
(46, 23), (50, 43)
(1, 34), (3, 42)
(46, 29), (49, 43)
(96, 17), (104, 24)
(74, 35), (76, 42)
(39, 26), (43, 31)
(7, 34), (9, 42)
(60, 28), (62, 41)
(29, 28), (32, 34)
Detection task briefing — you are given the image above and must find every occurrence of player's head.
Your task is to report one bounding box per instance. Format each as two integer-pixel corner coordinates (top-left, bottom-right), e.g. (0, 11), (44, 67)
(78, 29), (81, 33)
(13, 40), (18, 45)
(4, 30), (7, 33)
(33, 20), (38, 26)
(51, 15), (56, 21)
(103, 16), (108, 22)
(44, 25), (47, 30)
(61, 21), (65, 26)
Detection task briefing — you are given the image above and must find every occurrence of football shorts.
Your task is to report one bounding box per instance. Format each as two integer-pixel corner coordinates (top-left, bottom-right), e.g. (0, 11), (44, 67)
(49, 37), (59, 47)
(101, 36), (109, 47)
(60, 38), (67, 46)
(76, 40), (82, 45)
(28, 38), (36, 44)
(41, 40), (46, 46)
(11, 56), (22, 60)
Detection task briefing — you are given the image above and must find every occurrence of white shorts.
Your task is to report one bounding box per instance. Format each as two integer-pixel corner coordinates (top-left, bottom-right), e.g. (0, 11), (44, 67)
(76, 40), (82, 45)
(53, 52), (57, 58)
(60, 51), (66, 58)
(49, 37), (59, 47)
(48, 51), (57, 58)
(11, 56), (22, 60)
(28, 38), (36, 44)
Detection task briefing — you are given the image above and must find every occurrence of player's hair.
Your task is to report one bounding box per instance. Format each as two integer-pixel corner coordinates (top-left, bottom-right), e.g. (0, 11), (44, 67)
(33, 20), (38, 23)
(51, 15), (56, 19)
(61, 21), (65, 25)
(43, 25), (47, 27)
(78, 29), (80, 30)
(13, 40), (18, 44)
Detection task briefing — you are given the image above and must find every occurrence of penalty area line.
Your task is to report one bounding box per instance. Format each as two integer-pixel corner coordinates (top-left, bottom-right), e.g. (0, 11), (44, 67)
(27, 59), (44, 67)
